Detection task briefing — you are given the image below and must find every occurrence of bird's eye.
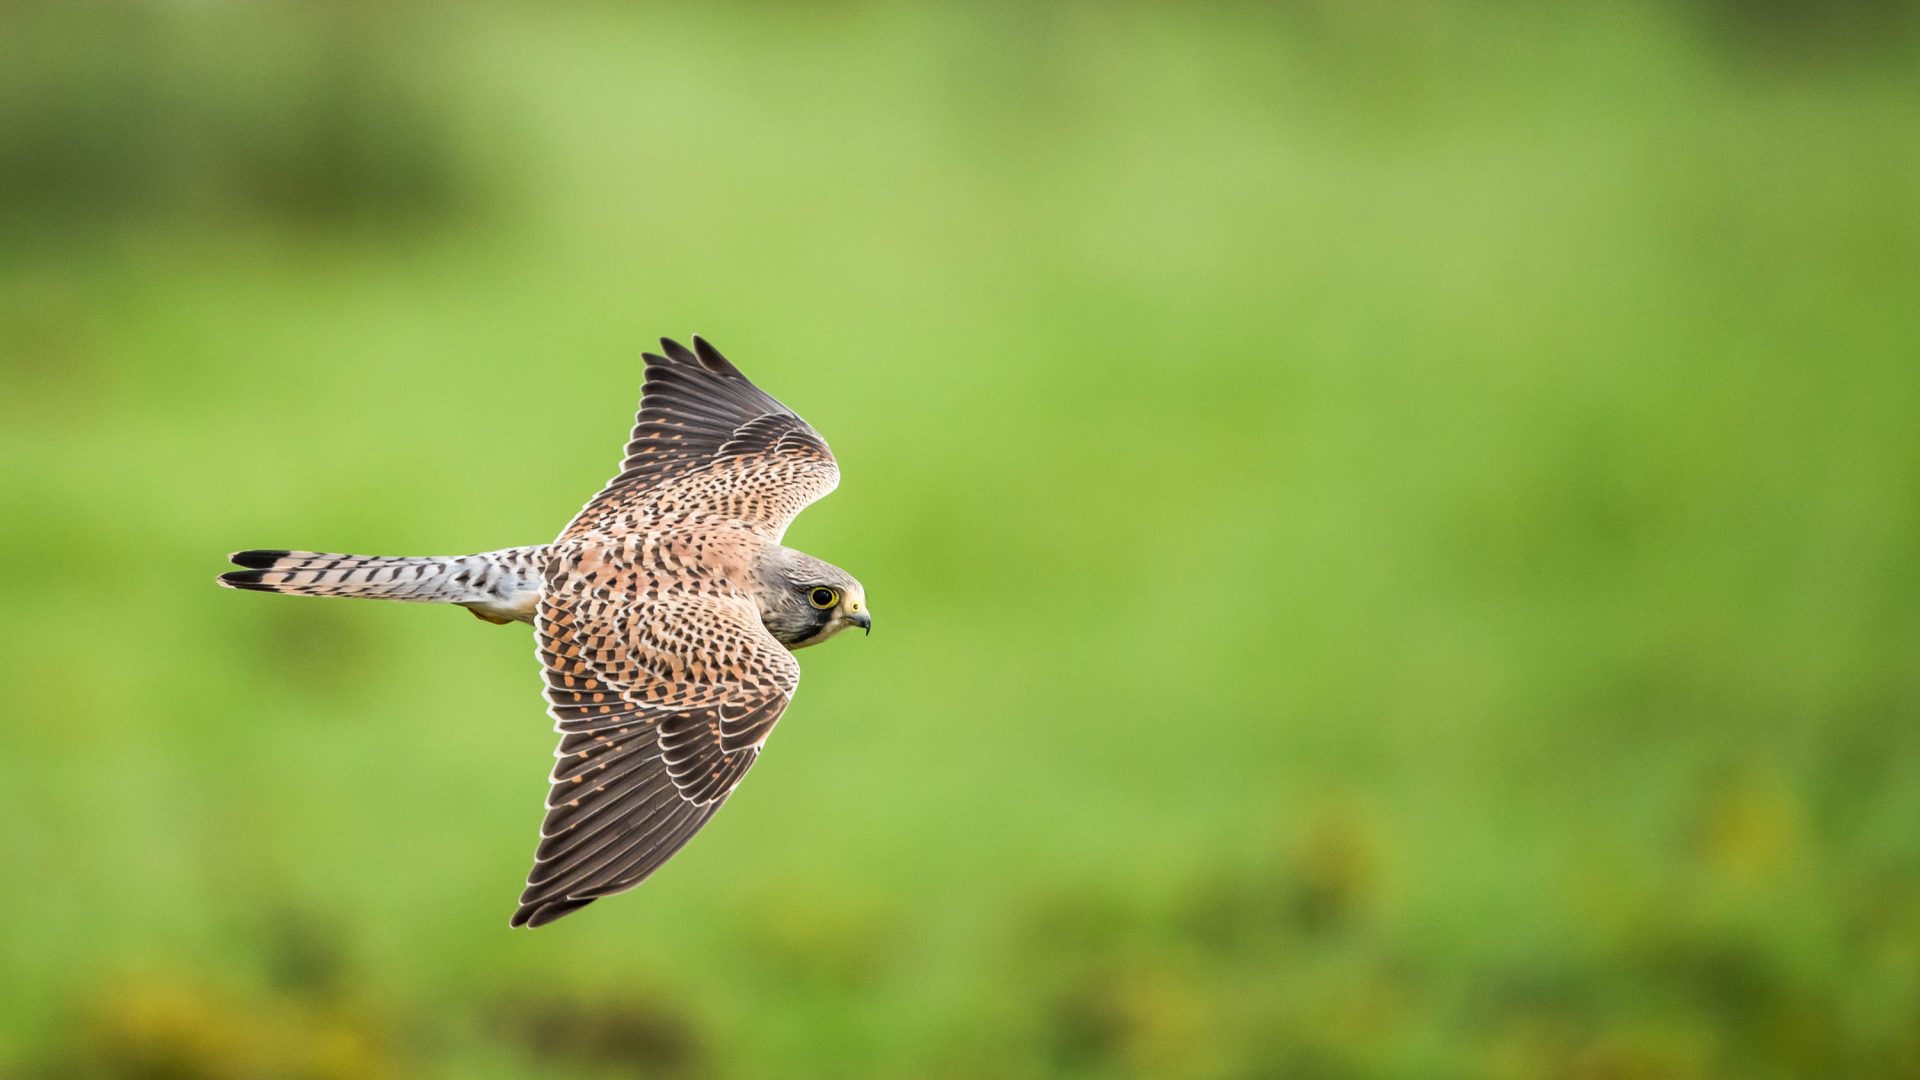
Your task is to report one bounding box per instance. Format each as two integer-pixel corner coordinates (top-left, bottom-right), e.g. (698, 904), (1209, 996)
(808, 587), (839, 610)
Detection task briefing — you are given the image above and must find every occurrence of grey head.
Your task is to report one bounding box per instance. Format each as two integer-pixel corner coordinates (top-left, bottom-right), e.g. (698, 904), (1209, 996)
(750, 546), (870, 649)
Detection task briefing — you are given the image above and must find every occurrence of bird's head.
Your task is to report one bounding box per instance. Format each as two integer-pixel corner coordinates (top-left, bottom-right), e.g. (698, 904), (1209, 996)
(753, 547), (870, 649)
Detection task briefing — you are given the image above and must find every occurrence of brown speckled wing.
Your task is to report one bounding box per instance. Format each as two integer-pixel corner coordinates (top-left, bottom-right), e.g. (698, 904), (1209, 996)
(564, 336), (839, 542)
(511, 544), (800, 928)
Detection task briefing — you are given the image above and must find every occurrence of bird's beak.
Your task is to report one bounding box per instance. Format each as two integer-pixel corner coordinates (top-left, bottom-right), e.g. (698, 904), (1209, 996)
(849, 611), (871, 635)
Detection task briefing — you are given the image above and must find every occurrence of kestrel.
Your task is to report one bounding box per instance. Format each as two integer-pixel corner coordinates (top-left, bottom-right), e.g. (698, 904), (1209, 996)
(219, 337), (870, 926)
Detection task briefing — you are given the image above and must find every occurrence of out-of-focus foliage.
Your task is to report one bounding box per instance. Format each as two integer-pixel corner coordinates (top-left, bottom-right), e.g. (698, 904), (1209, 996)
(1, 1), (1915, 1077)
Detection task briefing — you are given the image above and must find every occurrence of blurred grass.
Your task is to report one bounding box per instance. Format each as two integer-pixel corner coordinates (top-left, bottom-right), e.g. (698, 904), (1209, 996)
(2, 1), (1918, 1077)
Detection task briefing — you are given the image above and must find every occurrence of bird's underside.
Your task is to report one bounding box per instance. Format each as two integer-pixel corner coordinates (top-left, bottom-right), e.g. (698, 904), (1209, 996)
(221, 336), (859, 926)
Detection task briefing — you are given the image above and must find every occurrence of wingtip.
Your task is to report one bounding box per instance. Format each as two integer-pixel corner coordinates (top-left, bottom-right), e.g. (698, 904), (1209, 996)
(659, 337), (697, 364)
(510, 897), (593, 928)
(644, 335), (737, 376)
(690, 334), (735, 372)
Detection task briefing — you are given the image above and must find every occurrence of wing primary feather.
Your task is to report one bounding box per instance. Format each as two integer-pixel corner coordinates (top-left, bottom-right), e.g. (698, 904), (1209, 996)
(577, 802), (717, 896)
(691, 335), (738, 373)
(529, 781), (690, 885)
(510, 897), (594, 928)
(530, 798), (703, 900)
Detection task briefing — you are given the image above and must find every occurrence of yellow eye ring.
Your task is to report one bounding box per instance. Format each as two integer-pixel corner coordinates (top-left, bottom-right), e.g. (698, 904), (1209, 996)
(808, 587), (839, 610)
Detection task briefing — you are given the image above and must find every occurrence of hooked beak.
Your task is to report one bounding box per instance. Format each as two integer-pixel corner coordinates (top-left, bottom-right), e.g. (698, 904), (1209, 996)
(849, 611), (871, 635)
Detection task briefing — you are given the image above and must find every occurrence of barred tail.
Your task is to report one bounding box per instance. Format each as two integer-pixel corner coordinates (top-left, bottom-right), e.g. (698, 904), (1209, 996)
(218, 547), (547, 624)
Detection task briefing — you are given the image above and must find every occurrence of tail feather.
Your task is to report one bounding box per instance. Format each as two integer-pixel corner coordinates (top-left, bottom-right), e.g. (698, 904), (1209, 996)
(219, 547), (547, 624)
(228, 549), (294, 570)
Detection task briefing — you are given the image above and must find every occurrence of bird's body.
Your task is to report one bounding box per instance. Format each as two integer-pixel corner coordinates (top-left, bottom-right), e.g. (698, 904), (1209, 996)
(220, 337), (869, 926)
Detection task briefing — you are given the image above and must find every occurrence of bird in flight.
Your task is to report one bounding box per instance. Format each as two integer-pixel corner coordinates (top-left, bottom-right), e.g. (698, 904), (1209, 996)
(219, 337), (870, 926)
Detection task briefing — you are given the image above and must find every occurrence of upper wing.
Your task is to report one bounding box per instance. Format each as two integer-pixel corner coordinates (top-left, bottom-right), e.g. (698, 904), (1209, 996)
(563, 336), (839, 542)
(511, 553), (800, 928)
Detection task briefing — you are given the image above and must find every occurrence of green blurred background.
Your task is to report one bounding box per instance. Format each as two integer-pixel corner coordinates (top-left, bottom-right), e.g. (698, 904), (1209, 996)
(2, 1), (1917, 1077)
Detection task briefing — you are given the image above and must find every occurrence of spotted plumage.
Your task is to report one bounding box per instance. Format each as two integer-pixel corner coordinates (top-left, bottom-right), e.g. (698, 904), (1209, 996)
(219, 336), (870, 926)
